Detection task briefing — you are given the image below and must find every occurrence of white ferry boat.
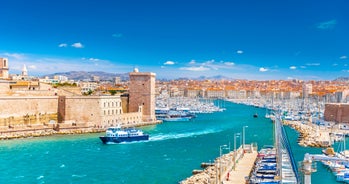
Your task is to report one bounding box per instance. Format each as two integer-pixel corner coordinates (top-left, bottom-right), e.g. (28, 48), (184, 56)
(99, 125), (149, 144)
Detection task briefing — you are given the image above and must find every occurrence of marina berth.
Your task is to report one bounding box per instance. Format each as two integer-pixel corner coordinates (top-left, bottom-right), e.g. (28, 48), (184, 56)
(155, 108), (196, 122)
(156, 96), (226, 115)
(248, 146), (280, 184)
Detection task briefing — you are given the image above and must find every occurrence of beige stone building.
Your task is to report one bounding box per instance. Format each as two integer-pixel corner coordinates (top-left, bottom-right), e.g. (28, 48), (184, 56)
(58, 95), (142, 128)
(0, 58), (9, 79)
(206, 88), (225, 98)
(226, 90), (247, 99)
(185, 88), (201, 98)
(0, 66), (158, 136)
(303, 83), (313, 98)
(9, 81), (40, 91)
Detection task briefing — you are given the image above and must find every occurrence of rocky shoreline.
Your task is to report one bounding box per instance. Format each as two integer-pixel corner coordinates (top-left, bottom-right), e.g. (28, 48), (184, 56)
(181, 145), (252, 184)
(0, 121), (161, 140)
(283, 120), (332, 148)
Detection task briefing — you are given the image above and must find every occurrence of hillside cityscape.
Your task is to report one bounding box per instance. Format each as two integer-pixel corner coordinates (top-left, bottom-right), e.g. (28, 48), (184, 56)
(2, 57), (349, 183)
(1, 0), (348, 183)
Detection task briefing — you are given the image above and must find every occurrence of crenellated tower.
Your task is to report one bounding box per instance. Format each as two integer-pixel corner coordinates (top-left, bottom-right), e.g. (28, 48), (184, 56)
(128, 68), (156, 122)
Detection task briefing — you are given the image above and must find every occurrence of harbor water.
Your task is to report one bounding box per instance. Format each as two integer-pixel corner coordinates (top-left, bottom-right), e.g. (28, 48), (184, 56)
(0, 101), (339, 183)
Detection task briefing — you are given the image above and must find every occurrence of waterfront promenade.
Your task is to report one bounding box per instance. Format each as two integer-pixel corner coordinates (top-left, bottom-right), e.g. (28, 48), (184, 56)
(222, 150), (257, 184)
(181, 143), (257, 184)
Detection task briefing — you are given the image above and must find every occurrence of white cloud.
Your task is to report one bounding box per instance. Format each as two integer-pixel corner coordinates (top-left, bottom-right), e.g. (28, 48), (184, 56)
(306, 63), (320, 66)
(300, 66), (306, 69)
(333, 63), (338, 66)
(58, 43), (68, 48)
(0, 52), (128, 76)
(236, 50), (244, 54)
(203, 60), (215, 65)
(183, 59), (235, 72)
(28, 65), (37, 69)
(289, 66), (297, 70)
(89, 58), (100, 61)
(180, 66), (210, 71)
(2, 53), (25, 60)
(259, 67), (268, 72)
(71, 42), (84, 48)
(164, 61), (175, 65)
(316, 19), (337, 30)
(224, 62), (235, 66)
(340, 56), (348, 60)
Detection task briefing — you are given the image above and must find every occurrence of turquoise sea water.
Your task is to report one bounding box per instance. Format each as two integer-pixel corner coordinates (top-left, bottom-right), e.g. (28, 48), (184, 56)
(0, 101), (340, 183)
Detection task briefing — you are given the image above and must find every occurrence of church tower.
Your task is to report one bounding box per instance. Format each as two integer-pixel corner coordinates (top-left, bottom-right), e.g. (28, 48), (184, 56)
(22, 64), (28, 76)
(128, 68), (156, 122)
(0, 58), (9, 79)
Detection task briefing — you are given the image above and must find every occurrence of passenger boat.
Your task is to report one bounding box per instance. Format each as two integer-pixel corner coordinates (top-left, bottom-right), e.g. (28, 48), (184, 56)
(99, 125), (149, 144)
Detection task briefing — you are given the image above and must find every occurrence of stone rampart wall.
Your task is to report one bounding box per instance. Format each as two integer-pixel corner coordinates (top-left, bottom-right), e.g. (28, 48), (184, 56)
(62, 96), (102, 125)
(0, 96), (58, 129)
(0, 95), (159, 139)
(0, 96), (58, 118)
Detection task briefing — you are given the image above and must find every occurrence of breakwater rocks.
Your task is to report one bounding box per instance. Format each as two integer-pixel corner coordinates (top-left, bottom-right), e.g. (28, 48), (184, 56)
(180, 158), (222, 184)
(181, 146), (248, 184)
(0, 121), (161, 140)
(0, 128), (100, 140)
(283, 120), (331, 148)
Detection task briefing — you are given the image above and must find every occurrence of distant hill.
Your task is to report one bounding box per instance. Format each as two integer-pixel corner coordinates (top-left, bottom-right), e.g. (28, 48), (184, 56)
(197, 75), (232, 80)
(334, 77), (349, 82)
(44, 71), (129, 81)
(168, 75), (232, 81)
(43, 71), (233, 81)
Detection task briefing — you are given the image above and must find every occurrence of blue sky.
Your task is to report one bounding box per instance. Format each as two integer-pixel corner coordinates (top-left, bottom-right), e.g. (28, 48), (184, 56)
(0, 0), (348, 80)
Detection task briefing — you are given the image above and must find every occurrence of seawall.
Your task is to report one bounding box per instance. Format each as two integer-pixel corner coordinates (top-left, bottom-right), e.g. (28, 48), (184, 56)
(0, 120), (162, 140)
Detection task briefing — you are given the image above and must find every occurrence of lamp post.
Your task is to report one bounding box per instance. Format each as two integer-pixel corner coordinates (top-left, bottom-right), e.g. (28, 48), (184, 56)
(218, 144), (227, 184)
(234, 133), (241, 170)
(243, 126), (248, 149)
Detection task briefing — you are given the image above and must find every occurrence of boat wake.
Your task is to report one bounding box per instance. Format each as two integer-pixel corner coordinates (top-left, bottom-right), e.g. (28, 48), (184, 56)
(72, 174), (87, 178)
(149, 129), (218, 142)
(37, 175), (44, 180)
(110, 128), (221, 144)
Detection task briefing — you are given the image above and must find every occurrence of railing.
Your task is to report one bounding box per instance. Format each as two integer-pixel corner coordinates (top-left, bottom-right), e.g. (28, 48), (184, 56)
(275, 116), (301, 183)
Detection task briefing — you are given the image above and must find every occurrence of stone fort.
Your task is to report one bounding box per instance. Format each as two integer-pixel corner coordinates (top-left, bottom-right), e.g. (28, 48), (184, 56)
(0, 58), (157, 137)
